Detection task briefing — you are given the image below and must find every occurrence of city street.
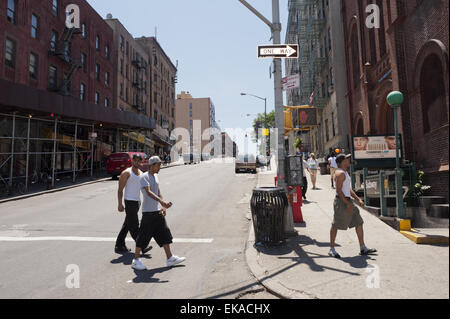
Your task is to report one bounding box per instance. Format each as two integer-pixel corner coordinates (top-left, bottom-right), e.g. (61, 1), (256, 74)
(0, 161), (276, 299)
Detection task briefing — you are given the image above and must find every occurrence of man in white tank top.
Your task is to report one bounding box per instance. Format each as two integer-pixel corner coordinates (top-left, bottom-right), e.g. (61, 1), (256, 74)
(115, 154), (152, 254)
(329, 154), (377, 258)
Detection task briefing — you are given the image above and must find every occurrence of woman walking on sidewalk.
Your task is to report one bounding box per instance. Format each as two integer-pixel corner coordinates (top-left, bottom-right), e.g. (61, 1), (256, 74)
(307, 153), (319, 190)
(328, 154), (377, 258)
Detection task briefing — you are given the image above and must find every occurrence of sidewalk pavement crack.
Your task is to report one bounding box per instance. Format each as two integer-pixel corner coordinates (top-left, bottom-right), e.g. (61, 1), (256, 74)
(278, 281), (319, 299)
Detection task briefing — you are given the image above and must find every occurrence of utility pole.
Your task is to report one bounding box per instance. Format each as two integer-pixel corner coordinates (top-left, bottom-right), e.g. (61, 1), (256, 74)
(238, 0), (296, 236)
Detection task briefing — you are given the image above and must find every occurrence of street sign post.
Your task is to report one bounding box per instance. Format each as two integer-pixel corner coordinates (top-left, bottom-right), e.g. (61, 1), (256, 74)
(258, 44), (299, 59)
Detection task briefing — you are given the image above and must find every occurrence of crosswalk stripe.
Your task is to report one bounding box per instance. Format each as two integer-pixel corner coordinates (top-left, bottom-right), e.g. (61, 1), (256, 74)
(0, 236), (214, 243)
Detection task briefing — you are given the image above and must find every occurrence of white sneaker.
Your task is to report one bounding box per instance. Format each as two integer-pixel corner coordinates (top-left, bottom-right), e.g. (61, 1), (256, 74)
(131, 258), (147, 270)
(167, 255), (186, 267)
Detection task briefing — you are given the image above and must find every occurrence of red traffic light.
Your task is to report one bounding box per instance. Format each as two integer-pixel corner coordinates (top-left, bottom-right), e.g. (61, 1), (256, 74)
(50, 113), (54, 117)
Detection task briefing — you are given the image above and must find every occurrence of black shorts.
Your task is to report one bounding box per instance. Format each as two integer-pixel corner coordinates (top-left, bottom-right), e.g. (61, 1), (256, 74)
(136, 211), (173, 248)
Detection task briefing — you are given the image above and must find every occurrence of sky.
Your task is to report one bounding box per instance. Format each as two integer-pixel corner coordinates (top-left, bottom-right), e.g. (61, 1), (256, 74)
(87, 0), (289, 155)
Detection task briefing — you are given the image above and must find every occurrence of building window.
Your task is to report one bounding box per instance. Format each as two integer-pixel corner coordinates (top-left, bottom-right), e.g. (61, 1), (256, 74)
(189, 103), (193, 110)
(105, 98), (109, 107)
(50, 30), (58, 52)
(420, 54), (447, 133)
(96, 35), (100, 51)
(351, 28), (361, 89)
(153, 92), (157, 103)
(49, 66), (57, 89)
(190, 111), (193, 118)
(95, 64), (100, 81)
(29, 53), (38, 79)
(120, 83), (124, 98)
(105, 72), (110, 87)
(331, 112), (336, 137)
(5, 38), (16, 68)
(120, 59), (123, 75)
(325, 119), (329, 142)
(52, 0), (58, 16)
(105, 45), (110, 59)
(126, 41), (129, 56)
(81, 53), (86, 72)
(31, 14), (39, 39)
(95, 92), (100, 105)
(80, 83), (86, 101)
(120, 36), (124, 51)
(154, 110), (158, 121)
(7, 0), (16, 24)
(81, 23), (87, 39)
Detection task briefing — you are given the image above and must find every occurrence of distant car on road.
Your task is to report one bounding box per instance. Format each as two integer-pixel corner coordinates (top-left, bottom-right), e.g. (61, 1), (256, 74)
(183, 153), (200, 165)
(107, 152), (149, 179)
(235, 154), (257, 174)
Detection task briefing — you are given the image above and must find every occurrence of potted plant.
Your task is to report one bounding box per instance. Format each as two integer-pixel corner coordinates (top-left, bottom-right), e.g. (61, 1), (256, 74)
(406, 170), (431, 207)
(293, 138), (303, 152)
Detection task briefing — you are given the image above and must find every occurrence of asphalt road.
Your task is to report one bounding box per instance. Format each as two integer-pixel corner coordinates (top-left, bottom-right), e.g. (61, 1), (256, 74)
(0, 160), (277, 299)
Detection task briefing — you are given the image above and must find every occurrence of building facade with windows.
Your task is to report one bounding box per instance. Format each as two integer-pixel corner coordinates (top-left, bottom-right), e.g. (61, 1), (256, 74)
(285, 0), (349, 158)
(175, 91), (221, 160)
(136, 36), (177, 156)
(341, 0), (449, 198)
(0, 0), (155, 194)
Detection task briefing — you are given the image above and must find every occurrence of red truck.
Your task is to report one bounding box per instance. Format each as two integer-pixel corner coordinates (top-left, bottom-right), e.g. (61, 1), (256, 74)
(106, 152), (149, 179)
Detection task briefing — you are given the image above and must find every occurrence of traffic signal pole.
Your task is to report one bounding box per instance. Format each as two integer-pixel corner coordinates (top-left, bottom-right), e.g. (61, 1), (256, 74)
(238, 0), (296, 236)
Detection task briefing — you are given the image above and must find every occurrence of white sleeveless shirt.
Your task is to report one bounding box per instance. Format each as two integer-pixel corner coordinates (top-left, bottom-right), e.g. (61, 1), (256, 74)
(124, 167), (141, 201)
(336, 168), (351, 198)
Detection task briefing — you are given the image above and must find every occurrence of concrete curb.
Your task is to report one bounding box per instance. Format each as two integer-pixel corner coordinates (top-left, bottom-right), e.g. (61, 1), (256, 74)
(244, 222), (314, 299)
(0, 163), (184, 204)
(243, 172), (314, 299)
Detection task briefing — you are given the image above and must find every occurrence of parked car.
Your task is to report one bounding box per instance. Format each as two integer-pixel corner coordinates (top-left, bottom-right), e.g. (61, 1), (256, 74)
(235, 154), (257, 174)
(107, 152), (149, 179)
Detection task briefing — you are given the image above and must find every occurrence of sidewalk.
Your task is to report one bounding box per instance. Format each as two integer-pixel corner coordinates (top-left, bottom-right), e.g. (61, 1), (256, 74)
(0, 161), (184, 204)
(245, 170), (449, 299)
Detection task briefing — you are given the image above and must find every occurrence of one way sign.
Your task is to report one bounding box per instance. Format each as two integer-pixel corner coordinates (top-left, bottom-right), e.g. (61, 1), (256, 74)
(258, 44), (299, 59)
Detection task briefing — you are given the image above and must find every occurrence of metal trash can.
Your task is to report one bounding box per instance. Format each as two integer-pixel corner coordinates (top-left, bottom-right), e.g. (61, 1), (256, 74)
(250, 187), (288, 245)
(319, 162), (329, 175)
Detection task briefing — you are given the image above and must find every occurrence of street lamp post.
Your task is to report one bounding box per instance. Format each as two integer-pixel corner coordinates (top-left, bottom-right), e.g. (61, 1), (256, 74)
(386, 91), (405, 219)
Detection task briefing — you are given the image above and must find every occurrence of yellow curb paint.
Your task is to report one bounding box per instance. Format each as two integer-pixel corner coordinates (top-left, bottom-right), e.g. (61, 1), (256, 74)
(399, 219), (411, 231)
(400, 230), (449, 245)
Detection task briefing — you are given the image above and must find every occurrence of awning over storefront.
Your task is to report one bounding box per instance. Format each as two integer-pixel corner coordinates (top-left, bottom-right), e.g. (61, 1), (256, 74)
(0, 79), (156, 130)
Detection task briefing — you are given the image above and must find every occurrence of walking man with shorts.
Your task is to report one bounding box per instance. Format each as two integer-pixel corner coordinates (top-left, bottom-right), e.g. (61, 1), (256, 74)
(132, 156), (186, 270)
(328, 154), (377, 258)
(328, 152), (338, 189)
(115, 154), (152, 254)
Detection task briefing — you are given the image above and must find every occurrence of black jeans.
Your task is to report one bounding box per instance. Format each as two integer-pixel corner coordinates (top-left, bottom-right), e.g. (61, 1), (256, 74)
(115, 200), (140, 247)
(302, 176), (308, 198)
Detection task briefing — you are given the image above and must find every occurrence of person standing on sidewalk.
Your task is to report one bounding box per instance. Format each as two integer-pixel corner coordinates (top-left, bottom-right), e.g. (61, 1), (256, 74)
(328, 154), (377, 258)
(307, 153), (319, 190)
(328, 151), (338, 189)
(115, 154), (152, 254)
(131, 156), (186, 270)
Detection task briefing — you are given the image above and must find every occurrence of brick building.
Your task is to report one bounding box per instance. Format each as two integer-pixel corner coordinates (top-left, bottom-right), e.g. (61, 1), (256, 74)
(341, 0), (449, 198)
(136, 36), (177, 156)
(0, 0), (155, 192)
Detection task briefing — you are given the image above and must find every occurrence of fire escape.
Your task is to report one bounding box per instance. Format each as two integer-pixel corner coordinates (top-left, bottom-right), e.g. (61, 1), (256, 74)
(132, 57), (147, 113)
(49, 26), (81, 96)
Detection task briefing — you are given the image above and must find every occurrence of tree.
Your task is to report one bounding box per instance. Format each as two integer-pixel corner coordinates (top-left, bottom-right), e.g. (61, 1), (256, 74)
(251, 111), (275, 143)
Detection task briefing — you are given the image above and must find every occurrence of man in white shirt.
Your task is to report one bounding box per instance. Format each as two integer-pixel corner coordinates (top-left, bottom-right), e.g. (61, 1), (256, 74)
(329, 154), (377, 258)
(328, 152), (338, 189)
(115, 154), (152, 255)
(131, 156), (186, 270)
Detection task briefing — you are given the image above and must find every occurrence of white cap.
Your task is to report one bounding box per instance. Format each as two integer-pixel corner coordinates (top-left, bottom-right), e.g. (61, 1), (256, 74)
(149, 156), (162, 166)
